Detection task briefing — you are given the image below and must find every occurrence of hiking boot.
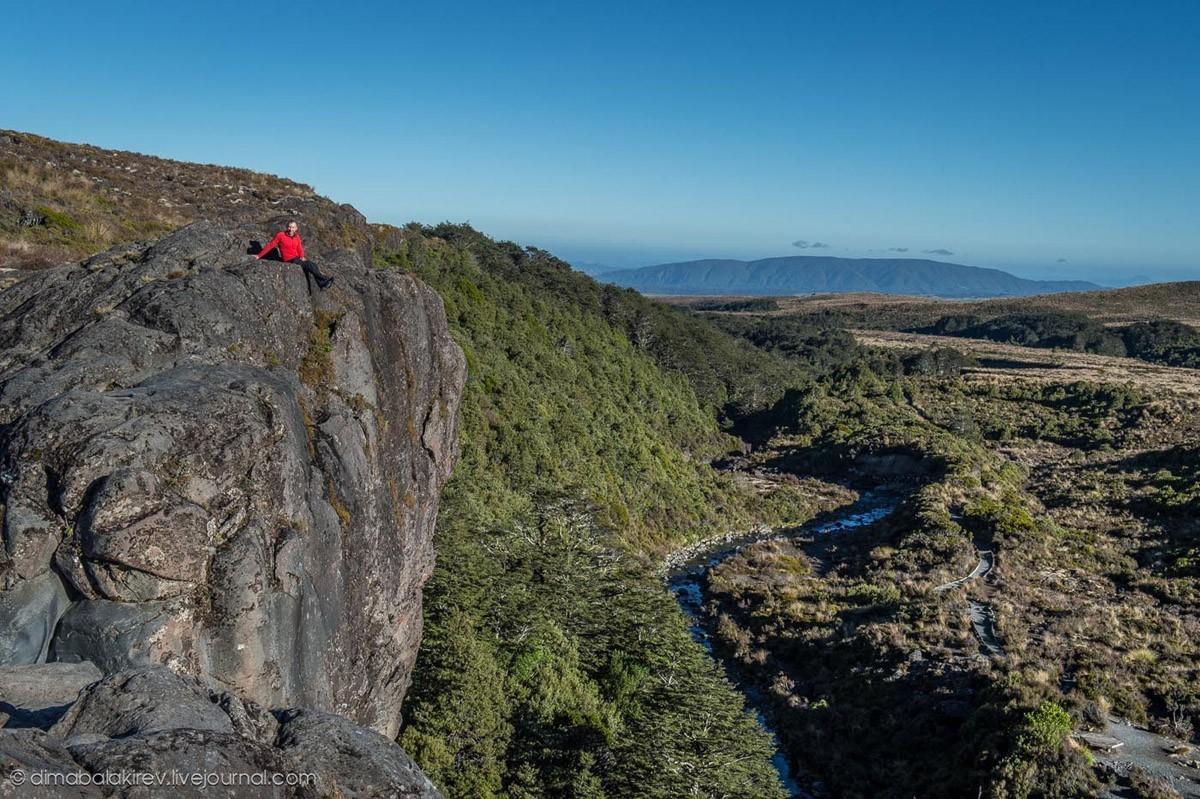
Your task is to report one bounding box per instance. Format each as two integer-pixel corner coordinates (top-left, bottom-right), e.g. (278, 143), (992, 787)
(319, 276), (334, 289)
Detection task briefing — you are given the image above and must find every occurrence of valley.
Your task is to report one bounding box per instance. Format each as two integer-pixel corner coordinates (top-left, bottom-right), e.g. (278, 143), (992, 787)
(0, 130), (1196, 799)
(685, 300), (1200, 798)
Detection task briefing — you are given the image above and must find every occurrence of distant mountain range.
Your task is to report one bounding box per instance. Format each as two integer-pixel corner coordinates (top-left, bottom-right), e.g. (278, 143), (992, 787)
(598, 256), (1102, 298)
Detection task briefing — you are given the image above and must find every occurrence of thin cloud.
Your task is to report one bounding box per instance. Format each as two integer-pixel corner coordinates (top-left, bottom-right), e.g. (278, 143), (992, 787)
(923, 248), (954, 256)
(1056, 258), (1069, 263)
(792, 240), (831, 249)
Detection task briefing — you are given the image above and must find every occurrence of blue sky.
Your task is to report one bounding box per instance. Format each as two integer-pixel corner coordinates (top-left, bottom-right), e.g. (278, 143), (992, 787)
(3, 0), (1197, 284)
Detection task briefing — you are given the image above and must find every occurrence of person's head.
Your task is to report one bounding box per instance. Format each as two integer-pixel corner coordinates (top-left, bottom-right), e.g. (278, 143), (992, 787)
(285, 221), (299, 236)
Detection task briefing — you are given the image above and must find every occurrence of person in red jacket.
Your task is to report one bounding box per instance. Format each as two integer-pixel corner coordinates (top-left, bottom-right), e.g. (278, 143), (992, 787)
(253, 221), (334, 289)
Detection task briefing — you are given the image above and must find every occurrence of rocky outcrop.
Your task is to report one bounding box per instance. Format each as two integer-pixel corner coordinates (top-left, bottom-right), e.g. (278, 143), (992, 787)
(0, 664), (442, 798)
(0, 220), (465, 737)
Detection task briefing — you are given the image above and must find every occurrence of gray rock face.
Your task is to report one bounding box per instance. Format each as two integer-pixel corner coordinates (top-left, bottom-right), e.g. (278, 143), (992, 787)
(0, 573), (68, 664)
(0, 220), (465, 737)
(49, 666), (235, 742)
(0, 730), (101, 798)
(0, 666), (443, 798)
(0, 662), (101, 728)
(273, 708), (442, 798)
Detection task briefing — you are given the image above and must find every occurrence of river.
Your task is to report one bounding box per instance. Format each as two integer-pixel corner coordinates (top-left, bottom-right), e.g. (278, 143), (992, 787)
(666, 490), (899, 798)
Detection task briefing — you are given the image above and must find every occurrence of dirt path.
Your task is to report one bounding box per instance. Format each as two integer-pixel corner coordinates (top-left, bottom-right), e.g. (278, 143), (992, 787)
(933, 549), (994, 592)
(968, 601), (1004, 656)
(933, 548), (1005, 656)
(1082, 720), (1200, 797)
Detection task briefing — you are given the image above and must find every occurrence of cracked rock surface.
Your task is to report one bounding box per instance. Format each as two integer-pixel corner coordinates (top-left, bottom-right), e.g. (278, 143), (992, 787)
(0, 220), (465, 738)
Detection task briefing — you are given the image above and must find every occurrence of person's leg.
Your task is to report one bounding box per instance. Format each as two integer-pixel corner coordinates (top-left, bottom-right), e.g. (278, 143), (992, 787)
(287, 257), (313, 290)
(290, 258), (332, 289)
(301, 259), (332, 287)
(310, 261), (332, 288)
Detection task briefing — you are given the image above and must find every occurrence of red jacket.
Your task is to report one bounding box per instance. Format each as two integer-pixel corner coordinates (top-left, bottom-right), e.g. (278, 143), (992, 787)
(256, 231), (305, 262)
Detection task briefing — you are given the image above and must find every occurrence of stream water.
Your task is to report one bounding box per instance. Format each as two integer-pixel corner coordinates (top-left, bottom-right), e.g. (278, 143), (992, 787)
(666, 491), (898, 798)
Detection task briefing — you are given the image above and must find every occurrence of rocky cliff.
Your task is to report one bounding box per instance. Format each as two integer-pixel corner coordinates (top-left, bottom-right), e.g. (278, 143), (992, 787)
(0, 219), (465, 739)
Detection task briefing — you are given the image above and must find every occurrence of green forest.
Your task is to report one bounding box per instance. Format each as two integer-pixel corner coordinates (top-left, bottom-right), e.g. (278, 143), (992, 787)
(379, 225), (819, 798)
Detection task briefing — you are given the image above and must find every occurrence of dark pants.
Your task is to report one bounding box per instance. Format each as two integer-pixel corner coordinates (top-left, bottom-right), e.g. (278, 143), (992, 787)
(288, 257), (331, 287)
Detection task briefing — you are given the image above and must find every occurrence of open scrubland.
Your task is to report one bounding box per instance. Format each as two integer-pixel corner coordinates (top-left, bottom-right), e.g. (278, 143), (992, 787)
(691, 297), (1200, 798)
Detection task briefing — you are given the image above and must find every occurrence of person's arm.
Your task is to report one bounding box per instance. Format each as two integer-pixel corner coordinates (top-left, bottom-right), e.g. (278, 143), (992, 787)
(255, 233), (283, 259)
(297, 237), (305, 260)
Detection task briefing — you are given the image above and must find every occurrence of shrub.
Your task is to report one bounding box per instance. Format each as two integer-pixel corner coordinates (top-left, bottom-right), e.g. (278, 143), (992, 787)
(1019, 701), (1073, 753)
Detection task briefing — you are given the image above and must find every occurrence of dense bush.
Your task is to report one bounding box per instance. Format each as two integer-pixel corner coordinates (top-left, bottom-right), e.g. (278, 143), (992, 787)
(901, 346), (978, 377)
(402, 496), (787, 799)
(407, 223), (801, 418)
(956, 312), (1125, 354)
(377, 226), (809, 797)
(688, 297), (780, 312)
(924, 313), (984, 334)
(1121, 320), (1200, 367)
(701, 313), (864, 374)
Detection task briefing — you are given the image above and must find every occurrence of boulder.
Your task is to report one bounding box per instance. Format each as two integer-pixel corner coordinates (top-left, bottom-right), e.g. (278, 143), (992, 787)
(0, 662), (101, 729)
(0, 666), (443, 798)
(0, 729), (100, 798)
(0, 573), (69, 664)
(274, 708), (442, 798)
(49, 666), (234, 743)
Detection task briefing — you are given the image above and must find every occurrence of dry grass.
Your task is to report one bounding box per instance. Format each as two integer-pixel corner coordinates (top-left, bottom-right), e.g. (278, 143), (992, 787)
(3, 162), (96, 200)
(672, 284), (1200, 329)
(855, 329), (1200, 397)
(0, 129), (359, 274)
(0, 237), (68, 270)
